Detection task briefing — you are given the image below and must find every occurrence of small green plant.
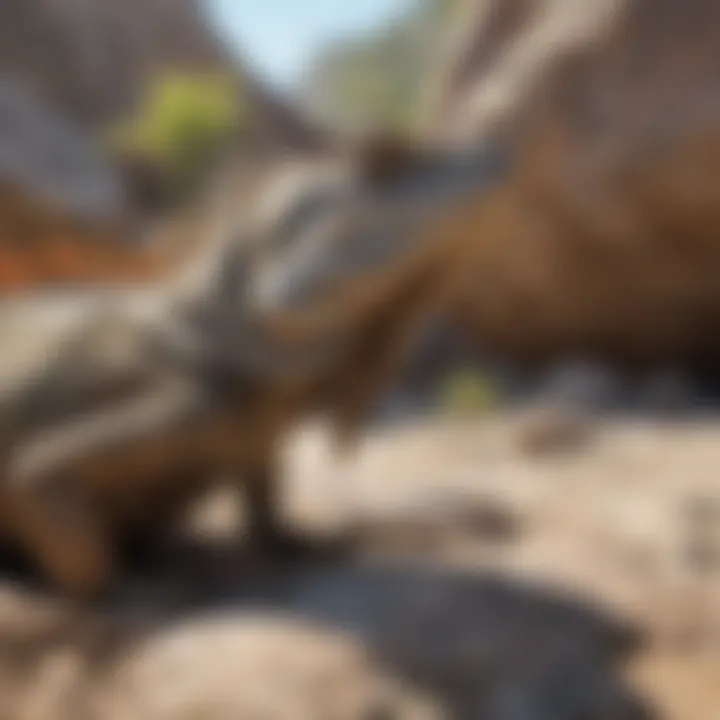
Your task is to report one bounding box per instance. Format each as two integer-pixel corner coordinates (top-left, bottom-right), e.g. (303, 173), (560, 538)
(109, 72), (244, 202)
(438, 369), (501, 416)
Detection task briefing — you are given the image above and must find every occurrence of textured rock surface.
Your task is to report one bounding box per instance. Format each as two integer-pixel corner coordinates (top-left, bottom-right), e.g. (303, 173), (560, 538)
(425, 0), (720, 371)
(0, 416), (718, 718)
(0, 77), (124, 227)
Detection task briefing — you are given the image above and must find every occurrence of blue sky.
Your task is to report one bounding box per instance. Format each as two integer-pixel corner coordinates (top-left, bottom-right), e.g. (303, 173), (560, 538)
(203, 0), (414, 89)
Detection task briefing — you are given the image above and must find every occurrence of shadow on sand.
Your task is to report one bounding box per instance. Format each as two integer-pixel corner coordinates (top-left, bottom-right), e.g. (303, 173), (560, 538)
(0, 526), (654, 719)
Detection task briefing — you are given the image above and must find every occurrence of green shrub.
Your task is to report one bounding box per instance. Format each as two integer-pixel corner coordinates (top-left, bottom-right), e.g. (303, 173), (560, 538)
(109, 72), (244, 201)
(438, 369), (501, 416)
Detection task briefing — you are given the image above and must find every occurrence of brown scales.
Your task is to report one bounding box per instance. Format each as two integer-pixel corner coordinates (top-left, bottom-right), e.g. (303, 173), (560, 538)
(0, 137), (462, 600)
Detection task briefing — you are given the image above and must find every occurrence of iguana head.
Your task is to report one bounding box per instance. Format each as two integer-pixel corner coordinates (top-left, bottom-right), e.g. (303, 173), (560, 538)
(240, 137), (508, 344)
(178, 136), (508, 442)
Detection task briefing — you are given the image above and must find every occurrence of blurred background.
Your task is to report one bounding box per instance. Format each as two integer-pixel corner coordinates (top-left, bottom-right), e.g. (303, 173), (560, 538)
(0, 1), (719, 719)
(0, 0), (472, 287)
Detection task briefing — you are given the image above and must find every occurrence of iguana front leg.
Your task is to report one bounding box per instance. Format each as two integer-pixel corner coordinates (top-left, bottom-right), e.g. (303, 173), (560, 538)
(6, 378), (212, 597)
(243, 456), (348, 563)
(244, 457), (288, 554)
(6, 475), (113, 600)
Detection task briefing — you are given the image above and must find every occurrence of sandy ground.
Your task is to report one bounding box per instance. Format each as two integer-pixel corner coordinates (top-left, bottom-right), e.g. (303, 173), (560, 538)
(0, 413), (718, 719)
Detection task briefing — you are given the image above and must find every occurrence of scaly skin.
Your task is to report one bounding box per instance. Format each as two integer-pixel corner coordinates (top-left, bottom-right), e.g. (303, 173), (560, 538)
(0, 139), (505, 600)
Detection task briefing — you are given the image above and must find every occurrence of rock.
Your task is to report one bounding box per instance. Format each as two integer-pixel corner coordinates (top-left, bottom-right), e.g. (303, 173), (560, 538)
(0, 569), (647, 720)
(637, 369), (696, 415)
(535, 361), (628, 413)
(514, 404), (594, 457)
(99, 616), (439, 720)
(683, 495), (720, 530)
(426, 0), (720, 373)
(0, 77), (125, 227)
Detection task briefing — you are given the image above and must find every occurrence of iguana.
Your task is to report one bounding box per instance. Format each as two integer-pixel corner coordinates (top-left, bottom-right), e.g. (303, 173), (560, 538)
(0, 134), (507, 600)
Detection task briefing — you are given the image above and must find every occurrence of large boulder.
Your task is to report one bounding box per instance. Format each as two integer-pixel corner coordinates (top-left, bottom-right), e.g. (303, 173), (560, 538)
(425, 0), (720, 371)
